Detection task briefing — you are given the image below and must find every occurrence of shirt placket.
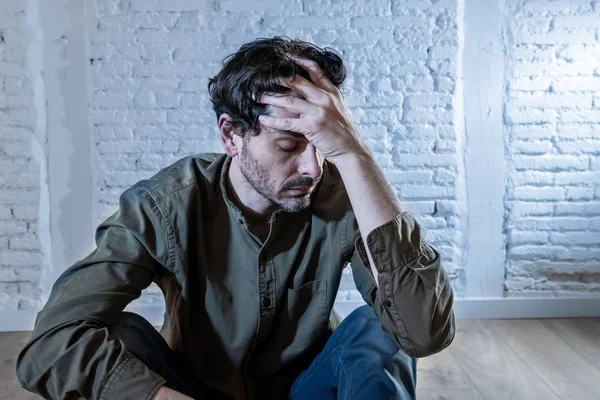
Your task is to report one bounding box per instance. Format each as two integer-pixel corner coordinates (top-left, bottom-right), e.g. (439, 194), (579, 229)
(242, 214), (280, 399)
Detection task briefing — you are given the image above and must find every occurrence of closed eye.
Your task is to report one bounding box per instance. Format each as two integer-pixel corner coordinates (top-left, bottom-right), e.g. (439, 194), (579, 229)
(278, 140), (298, 152)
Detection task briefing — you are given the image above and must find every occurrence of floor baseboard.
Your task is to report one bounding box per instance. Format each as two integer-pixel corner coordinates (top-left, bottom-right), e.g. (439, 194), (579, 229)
(1, 297), (599, 332)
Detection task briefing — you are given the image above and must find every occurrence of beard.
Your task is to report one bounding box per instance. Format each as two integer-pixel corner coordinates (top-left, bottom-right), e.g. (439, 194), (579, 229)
(238, 145), (320, 213)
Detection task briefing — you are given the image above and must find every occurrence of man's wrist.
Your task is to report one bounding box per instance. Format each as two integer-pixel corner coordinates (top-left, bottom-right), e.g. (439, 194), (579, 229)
(328, 148), (374, 169)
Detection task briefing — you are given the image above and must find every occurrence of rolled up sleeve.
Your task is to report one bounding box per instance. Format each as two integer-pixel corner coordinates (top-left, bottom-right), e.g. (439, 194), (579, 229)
(348, 211), (456, 358)
(16, 183), (168, 399)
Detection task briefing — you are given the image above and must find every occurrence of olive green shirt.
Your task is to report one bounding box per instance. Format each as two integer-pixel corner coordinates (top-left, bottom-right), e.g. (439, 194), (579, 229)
(17, 153), (455, 400)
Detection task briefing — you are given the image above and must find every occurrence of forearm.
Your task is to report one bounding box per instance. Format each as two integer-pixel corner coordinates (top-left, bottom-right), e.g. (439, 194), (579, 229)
(152, 386), (194, 400)
(334, 150), (405, 283)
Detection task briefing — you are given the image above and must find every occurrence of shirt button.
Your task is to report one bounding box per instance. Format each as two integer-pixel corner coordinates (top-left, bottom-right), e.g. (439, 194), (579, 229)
(238, 219), (244, 225)
(262, 297), (272, 307)
(384, 300), (392, 308)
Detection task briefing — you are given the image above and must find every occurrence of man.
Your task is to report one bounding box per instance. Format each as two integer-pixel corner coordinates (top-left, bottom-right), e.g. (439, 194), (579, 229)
(17, 37), (455, 400)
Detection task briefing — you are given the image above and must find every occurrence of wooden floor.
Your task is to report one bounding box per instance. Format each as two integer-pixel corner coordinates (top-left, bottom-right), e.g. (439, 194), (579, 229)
(1, 318), (599, 399)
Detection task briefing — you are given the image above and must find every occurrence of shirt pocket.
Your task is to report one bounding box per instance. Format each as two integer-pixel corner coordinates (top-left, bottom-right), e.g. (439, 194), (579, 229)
(285, 279), (329, 347)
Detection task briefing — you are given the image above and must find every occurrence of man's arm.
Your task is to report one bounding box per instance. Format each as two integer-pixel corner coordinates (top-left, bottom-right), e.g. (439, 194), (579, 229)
(340, 153), (456, 358)
(16, 183), (168, 399)
(257, 55), (455, 358)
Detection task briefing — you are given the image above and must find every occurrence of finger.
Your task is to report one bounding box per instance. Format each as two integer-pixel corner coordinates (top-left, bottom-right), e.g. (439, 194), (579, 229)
(279, 74), (330, 106)
(258, 94), (316, 115)
(259, 114), (304, 133)
(286, 54), (339, 94)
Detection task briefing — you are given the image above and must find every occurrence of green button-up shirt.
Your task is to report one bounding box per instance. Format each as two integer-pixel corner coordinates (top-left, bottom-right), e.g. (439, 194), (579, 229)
(17, 153), (455, 400)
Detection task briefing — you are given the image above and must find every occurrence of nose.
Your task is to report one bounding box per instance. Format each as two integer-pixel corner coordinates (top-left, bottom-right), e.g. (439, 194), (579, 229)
(298, 143), (323, 180)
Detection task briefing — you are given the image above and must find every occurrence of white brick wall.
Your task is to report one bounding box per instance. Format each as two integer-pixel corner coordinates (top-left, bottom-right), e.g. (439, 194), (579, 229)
(90, 0), (463, 305)
(0, 0), (44, 310)
(1, 0), (599, 314)
(503, 0), (600, 295)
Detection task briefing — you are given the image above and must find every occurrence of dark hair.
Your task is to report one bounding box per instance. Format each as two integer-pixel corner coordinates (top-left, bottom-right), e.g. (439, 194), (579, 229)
(208, 36), (346, 136)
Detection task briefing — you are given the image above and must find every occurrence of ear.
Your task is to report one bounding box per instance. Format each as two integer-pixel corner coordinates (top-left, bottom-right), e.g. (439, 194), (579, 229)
(218, 114), (242, 157)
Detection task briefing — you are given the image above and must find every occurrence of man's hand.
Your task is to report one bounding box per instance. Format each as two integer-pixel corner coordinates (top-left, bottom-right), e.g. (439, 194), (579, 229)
(152, 386), (195, 400)
(257, 55), (368, 164)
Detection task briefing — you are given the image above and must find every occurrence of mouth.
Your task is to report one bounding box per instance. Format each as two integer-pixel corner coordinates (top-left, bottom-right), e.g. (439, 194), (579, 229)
(285, 187), (312, 195)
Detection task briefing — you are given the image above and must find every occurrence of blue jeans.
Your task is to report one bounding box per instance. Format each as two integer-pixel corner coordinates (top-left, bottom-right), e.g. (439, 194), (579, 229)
(288, 305), (418, 400)
(108, 306), (417, 399)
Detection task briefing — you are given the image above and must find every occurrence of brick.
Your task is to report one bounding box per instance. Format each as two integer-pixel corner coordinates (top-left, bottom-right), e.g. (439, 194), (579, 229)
(403, 107), (453, 124)
(92, 91), (135, 108)
(0, 250), (42, 266)
(0, 172), (39, 189)
(508, 231), (549, 245)
(556, 124), (599, 139)
(13, 266), (42, 282)
(435, 201), (459, 216)
(556, 140), (600, 154)
(0, 126), (33, 140)
(513, 140), (553, 154)
(385, 170), (433, 184)
(511, 171), (555, 186)
(0, 189), (39, 205)
(403, 201), (435, 215)
(505, 108), (556, 125)
(398, 185), (456, 200)
(130, 0), (215, 12)
(513, 61), (593, 77)
(0, 220), (26, 236)
(516, 217), (593, 231)
(0, 106), (35, 126)
(553, 77), (600, 92)
(555, 172), (600, 186)
(550, 232), (598, 245)
(513, 29), (596, 46)
(394, 154), (456, 168)
(434, 139), (456, 153)
(511, 124), (555, 139)
(560, 111), (600, 124)
(434, 169), (457, 183)
(520, 0), (593, 14)
(510, 77), (551, 92)
(12, 205), (38, 220)
(513, 155), (588, 171)
(394, 140), (435, 154)
(9, 234), (39, 250)
(418, 216), (447, 229)
(508, 245), (569, 260)
(565, 187), (596, 201)
(512, 45), (554, 62)
(509, 201), (554, 217)
(552, 16), (600, 29)
(510, 93), (592, 109)
(405, 94), (453, 108)
(554, 202), (600, 216)
(102, 171), (144, 188)
(512, 186), (564, 201)
(97, 140), (179, 154)
(305, 0), (391, 16)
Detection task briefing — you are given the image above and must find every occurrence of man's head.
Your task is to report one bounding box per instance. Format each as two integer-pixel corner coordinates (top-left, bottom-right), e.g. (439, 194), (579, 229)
(208, 37), (346, 213)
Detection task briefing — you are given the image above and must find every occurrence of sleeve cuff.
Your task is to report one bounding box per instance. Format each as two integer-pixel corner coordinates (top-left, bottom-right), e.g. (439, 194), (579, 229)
(354, 211), (436, 273)
(99, 352), (166, 400)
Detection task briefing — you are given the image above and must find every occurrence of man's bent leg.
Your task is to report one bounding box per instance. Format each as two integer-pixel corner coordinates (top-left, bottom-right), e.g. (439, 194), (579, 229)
(288, 305), (417, 400)
(108, 312), (205, 399)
